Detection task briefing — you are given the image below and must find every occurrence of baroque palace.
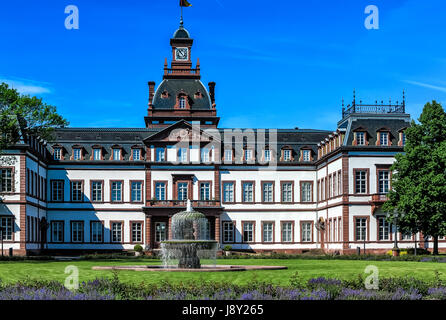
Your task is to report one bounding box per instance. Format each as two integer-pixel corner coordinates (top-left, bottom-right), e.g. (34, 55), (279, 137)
(0, 22), (431, 256)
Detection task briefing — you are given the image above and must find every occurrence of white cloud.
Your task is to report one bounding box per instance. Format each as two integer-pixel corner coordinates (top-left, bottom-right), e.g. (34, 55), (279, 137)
(403, 80), (446, 93)
(0, 77), (52, 95)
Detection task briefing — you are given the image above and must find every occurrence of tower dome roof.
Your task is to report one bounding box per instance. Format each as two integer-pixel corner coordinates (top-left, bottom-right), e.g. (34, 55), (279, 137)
(173, 26), (190, 39)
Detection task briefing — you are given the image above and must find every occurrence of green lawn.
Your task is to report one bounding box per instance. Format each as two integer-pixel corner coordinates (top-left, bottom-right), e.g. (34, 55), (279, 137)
(1, 258), (446, 285)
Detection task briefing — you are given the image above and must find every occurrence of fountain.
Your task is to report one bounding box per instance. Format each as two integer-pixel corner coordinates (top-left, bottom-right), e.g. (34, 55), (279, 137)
(92, 200), (287, 272)
(160, 200), (218, 269)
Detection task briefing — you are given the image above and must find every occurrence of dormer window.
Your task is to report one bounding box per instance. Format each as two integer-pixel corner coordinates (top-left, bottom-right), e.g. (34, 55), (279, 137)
(264, 149), (271, 162)
(401, 132), (406, 146)
(156, 148), (165, 162)
(283, 149), (292, 161)
(161, 90), (169, 99)
(244, 149), (253, 161)
(93, 148), (101, 160)
(379, 132), (389, 146)
(132, 148), (141, 161)
(113, 148), (121, 160)
(54, 147), (62, 160)
(73, 148), (82, 160)
(179, 96), (186, 109)
(224, 149), (233, 162)
(302, 149), (311, 162)
(194, 91), (203, 99)
(356, 132), (366, 145)
(201, 148), (210, 162)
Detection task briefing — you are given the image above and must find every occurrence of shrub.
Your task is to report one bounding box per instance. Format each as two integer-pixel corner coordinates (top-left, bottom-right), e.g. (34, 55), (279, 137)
(134, 245), (143, 253)
(223, 245), (232, 251)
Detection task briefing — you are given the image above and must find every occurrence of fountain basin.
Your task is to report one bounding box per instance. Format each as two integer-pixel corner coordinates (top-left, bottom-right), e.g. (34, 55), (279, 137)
(92, 265), (288, 272)
(161, 240), (218, 269)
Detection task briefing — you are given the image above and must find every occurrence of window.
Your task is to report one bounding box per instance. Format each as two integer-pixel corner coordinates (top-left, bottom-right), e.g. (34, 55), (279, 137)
(113, 148), (121, 160)
(155, 182), (166, 200)
(51, 221), (63, 243)
(155, 222), (167, 242)
(51, 180), (64, 202)
(0, 168), (13, 193)
(264, 149), (271, 161)
(380, 132), (389, 146)
(131, 181), (143, 202)
(223, 182), (234, 203)
(200, 182), (211, 201)
(73, 148), (82, 160)
(355, 170), (367, 194)
(54, 148), (62, 160)
(301, 182), (312, 202)
(355, 218), (367, 241)
(178, 147), (188, 162)
(132, 149), (141, 161)
(71, 181), (83, 202)
(177, 182), (188, 200)
(301, 222), (312, 242)
(131, 222), (142, 243)
(91, 181), (103, 202)
(378, 217), (391, 241)
(378, 170), (390, 194)
(402, 232), (412, 240)
(281, 182), (293, 202)
(242, 182), (254, 202)
(111, 222), (123, 243)
(401, 133), (406, 146)
(93, 148), (101, 160)
(242, 222), (254, 242)
(224, 149), (232, 162)
(91, 221), (103, 243)
(302, 150), (311, 161)
(262, 182), (273, 202)
(201, 148), (210, 162)
(223, 221), (234, 243)
(282, 222), (293, 242)
(244, 149), (253, 161)
(179, 96), (186, 109)
(71, 221), (84, 243)
(156, 148), (165, 162)
(0, 217), (13, 241)
(262, 222), (273, 242)
(283, 149), (292, 161)
(356, 132), (365, 145)
(111, 181), (123, 202)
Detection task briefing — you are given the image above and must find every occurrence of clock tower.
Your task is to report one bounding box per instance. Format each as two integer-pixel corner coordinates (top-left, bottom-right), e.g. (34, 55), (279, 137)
(145, 23), (219, 128)
(165, 21), (198, 80)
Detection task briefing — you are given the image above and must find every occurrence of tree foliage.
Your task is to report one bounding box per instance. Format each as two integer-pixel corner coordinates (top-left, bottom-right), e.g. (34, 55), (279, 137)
(383, 101), (446, 254)
(0, 82), (68, 152)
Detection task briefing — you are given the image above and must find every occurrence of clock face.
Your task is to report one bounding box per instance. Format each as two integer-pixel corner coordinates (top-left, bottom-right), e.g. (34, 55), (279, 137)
(175, 47), (188, 61)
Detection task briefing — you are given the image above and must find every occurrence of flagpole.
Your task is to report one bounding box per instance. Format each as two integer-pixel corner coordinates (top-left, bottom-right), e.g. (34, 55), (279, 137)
(180, 4), (183, 27)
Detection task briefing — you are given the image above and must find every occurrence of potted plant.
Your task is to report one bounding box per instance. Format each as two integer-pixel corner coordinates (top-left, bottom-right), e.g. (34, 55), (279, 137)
(134, 244), (144, 256)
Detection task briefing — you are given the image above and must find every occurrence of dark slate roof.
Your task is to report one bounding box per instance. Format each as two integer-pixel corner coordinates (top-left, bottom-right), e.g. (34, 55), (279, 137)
(152, 79), (212, 110)
(49, 128), (160, 161)
(345, 118), (409, 145)
(218, 128), (332, 162)
(173, 27), (190, 39)
(47, 126), (332, 163)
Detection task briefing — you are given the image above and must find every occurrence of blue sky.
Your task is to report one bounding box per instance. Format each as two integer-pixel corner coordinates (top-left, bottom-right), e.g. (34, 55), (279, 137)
(0, 0), (445, 130)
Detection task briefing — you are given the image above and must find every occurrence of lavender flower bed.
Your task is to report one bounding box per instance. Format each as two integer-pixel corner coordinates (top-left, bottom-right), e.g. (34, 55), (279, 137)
(0, 273), (445, 300)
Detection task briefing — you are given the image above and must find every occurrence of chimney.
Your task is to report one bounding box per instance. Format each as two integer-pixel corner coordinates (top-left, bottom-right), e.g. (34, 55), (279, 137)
(208, 82), (216, 108)
(148, 81), (155, 109)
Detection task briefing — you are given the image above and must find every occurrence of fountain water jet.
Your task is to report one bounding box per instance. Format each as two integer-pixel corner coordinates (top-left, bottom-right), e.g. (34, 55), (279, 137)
(160, 200), (218, 269)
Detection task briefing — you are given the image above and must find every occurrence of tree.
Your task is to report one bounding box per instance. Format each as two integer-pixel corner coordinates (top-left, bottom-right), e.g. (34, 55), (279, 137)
(383, 101), (446, 255)
(0, 82), (68, 152)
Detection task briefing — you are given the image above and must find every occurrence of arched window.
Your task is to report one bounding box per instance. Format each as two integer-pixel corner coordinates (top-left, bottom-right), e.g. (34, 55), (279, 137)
(179, 96), (186, 109)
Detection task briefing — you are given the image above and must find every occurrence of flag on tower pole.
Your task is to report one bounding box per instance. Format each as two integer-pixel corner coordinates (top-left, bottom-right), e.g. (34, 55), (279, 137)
(180, 0), (192, 7)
